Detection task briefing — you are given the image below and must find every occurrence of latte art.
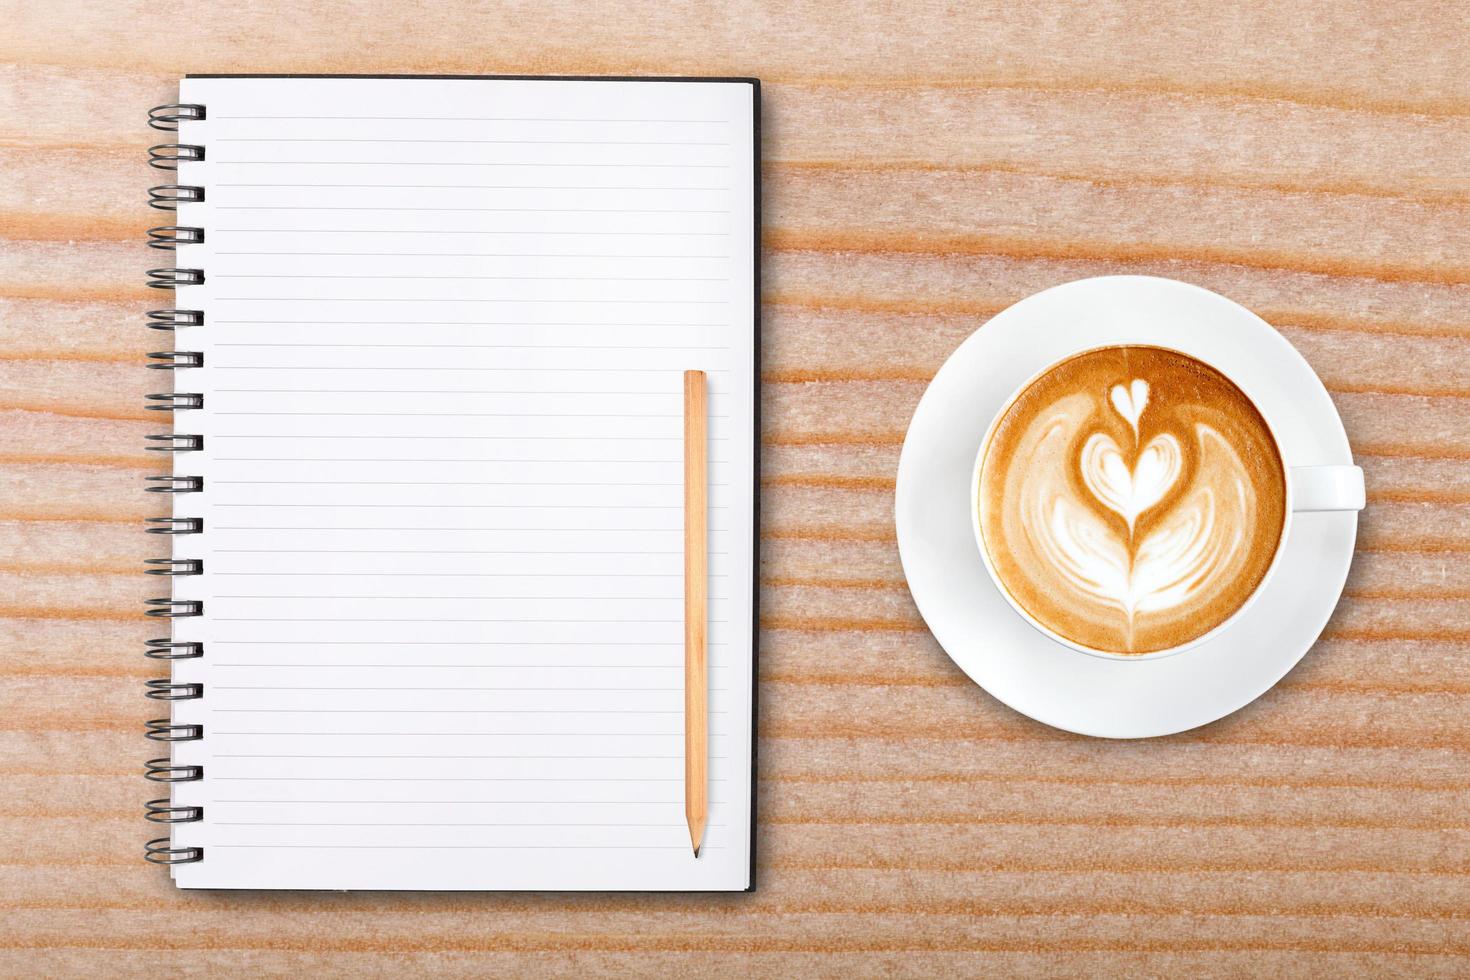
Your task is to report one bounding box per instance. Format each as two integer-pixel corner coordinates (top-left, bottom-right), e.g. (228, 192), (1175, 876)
(978, 346), (1286, 654)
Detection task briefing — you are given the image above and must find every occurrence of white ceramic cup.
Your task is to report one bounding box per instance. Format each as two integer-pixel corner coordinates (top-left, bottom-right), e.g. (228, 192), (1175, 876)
(970, 343), (1366, 662)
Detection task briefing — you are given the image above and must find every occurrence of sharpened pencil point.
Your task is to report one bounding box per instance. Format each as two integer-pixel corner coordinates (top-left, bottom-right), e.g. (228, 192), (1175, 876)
(692, 844), (700, 858)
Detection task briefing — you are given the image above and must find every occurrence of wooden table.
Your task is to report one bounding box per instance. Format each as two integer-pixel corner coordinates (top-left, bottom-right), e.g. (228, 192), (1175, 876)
(3, 2), (1468, 975)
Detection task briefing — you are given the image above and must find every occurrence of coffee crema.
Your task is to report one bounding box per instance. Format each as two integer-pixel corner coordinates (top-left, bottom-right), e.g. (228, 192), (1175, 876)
(977, 345), (1286, 654)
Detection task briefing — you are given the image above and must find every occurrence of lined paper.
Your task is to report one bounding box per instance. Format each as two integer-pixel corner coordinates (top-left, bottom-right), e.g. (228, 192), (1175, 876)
(167, 77), (756, 890)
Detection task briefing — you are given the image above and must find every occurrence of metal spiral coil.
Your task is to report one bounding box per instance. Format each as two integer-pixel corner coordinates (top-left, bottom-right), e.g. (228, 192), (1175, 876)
(148, 350), (204, 370)
(146, 721), (204, 742)
(146, 680), (204, 701)
(145, 475), (204, 493)
(149, 103), (205, 131)
(145, 517), (203, 535)
(149, 184), (204, 210)
(145, 838), (203, 865)
(147, 267), (205, 289)
(145, 599), (203, 619)
(149, 144), (205, 170)
(145, 639), (203, 660)
(148, 226), (205, 250)
(146, 433), (204, 453)
(147, 392), (204, 411)
(145, 558), (203, 576)
(146, 759), (203, 783)
(147, 309), (204, 331)
(146, 102), (208, 870)
(146, 799), (204, 823)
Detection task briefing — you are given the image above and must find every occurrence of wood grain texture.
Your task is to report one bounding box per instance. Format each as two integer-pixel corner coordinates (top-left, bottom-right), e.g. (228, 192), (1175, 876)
(1, 0), (1468, 976)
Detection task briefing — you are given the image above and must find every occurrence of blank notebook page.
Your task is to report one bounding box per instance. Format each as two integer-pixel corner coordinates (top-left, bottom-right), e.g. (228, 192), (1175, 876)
(167, 76), (757, 890)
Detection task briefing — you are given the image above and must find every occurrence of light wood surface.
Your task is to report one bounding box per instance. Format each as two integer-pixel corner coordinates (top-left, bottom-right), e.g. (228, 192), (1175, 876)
(684, 369), (708, 858)
(2, 1), (1469, 976)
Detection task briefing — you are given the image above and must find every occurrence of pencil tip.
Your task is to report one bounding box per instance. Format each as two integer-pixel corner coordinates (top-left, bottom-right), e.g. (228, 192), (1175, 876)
(692, 844), (701, 858)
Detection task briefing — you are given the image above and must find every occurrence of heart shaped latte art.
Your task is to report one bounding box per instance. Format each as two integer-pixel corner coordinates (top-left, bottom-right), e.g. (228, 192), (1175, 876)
(1014, 375), (1252, 636)
(978, 346), (1285, 654)
(1013, 376), (1251, 633)
(1108, 378), (1149, 437)
(1079, 431), (1181, 533)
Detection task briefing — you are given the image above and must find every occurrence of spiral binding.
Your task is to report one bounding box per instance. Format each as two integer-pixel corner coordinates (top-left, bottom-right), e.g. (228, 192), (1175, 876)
(147, 309), (203, 331)
(146, 758), (203, 782)
(146, 680), (204, 700)
(147, 799), (204, 822)
(145, 599), (203, 619)
(146, 102), (206, 867)
(145, 838), (204, 865)
(148, 227), (205, 250)
(145, 558), (203, 575)
(149, 104), (206, 131)
(145, 517), (202, 535)
(148, 184), (204, 210)
(147, 392), (204, 412)
(147, 719), (204, 741)
(149, 144), (205, 170)
(145, 476), (204, 493)
(145, 639), (203, 660)
(148, 350), (204, 370)
(147, 267), (204, 289)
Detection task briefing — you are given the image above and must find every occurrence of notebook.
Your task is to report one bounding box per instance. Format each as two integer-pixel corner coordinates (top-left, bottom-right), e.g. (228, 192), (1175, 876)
(144, 75), (760, 891)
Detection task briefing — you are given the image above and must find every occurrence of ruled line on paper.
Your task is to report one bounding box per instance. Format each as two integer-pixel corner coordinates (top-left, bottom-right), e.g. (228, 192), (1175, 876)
(210, 845), (724, 851)
(210, 367), (733, 373)
(213, 572), (729, 577)
(212, 161), (733, 167)
(211, 431), (727, 437)
(214, 349), (729, 356)
(213, 821), (724, 828)
(208, 618), (730, 623)
(209, 503), (696, 507)
(208, 326), (729, 329)
(213, 297), (732, 303)
(212, 462), (725, 468)
(210, 734), (733, 739)
(211, 551), (730, 556)
(215, 664), (729, 669)
(213, 686), (725, 692)
(210, 432), (730, 438)
(212, 595), (724, 601)
(213, 389), (719, 394)
(213, 275), (731, 281)
(217, 183), (731, 190)
(211, 480), (686, 486)
(209, 639), (719, 644)
(210, 776), (732, 783)
(214, 137), (731, 145)
(214, 801), (724, 806)
(210, 708), (729, 713)
(212, 115), (729, 123)
(210, 528), (725, 533)
(217, 204), (731, 212)
(213, 257), (729, 260)
(216, 227), (730, 233)
(210, 411), (725, 417)
(211, 664), (729, 669)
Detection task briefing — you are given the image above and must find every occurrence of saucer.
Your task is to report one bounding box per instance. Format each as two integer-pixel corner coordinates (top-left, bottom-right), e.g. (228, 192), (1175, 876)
(894, 276), (1360, 738)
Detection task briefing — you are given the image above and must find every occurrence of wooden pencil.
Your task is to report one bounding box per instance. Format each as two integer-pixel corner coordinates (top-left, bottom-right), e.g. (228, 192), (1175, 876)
(683, 369), (708, 858)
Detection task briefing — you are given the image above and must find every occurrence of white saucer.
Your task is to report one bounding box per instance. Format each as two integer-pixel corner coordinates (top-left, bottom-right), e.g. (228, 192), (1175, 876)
(894, 276), (1360, 738)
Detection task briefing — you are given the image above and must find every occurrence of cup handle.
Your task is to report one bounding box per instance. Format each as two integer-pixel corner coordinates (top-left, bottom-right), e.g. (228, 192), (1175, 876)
(1291, 465), (1365, 512)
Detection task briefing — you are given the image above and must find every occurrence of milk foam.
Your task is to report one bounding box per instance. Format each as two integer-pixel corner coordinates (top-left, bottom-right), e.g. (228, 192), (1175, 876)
(978, 347), (1286, 654)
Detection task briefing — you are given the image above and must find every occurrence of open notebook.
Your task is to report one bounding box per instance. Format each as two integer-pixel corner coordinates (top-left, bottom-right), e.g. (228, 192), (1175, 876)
(145, 75), (759, 890)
